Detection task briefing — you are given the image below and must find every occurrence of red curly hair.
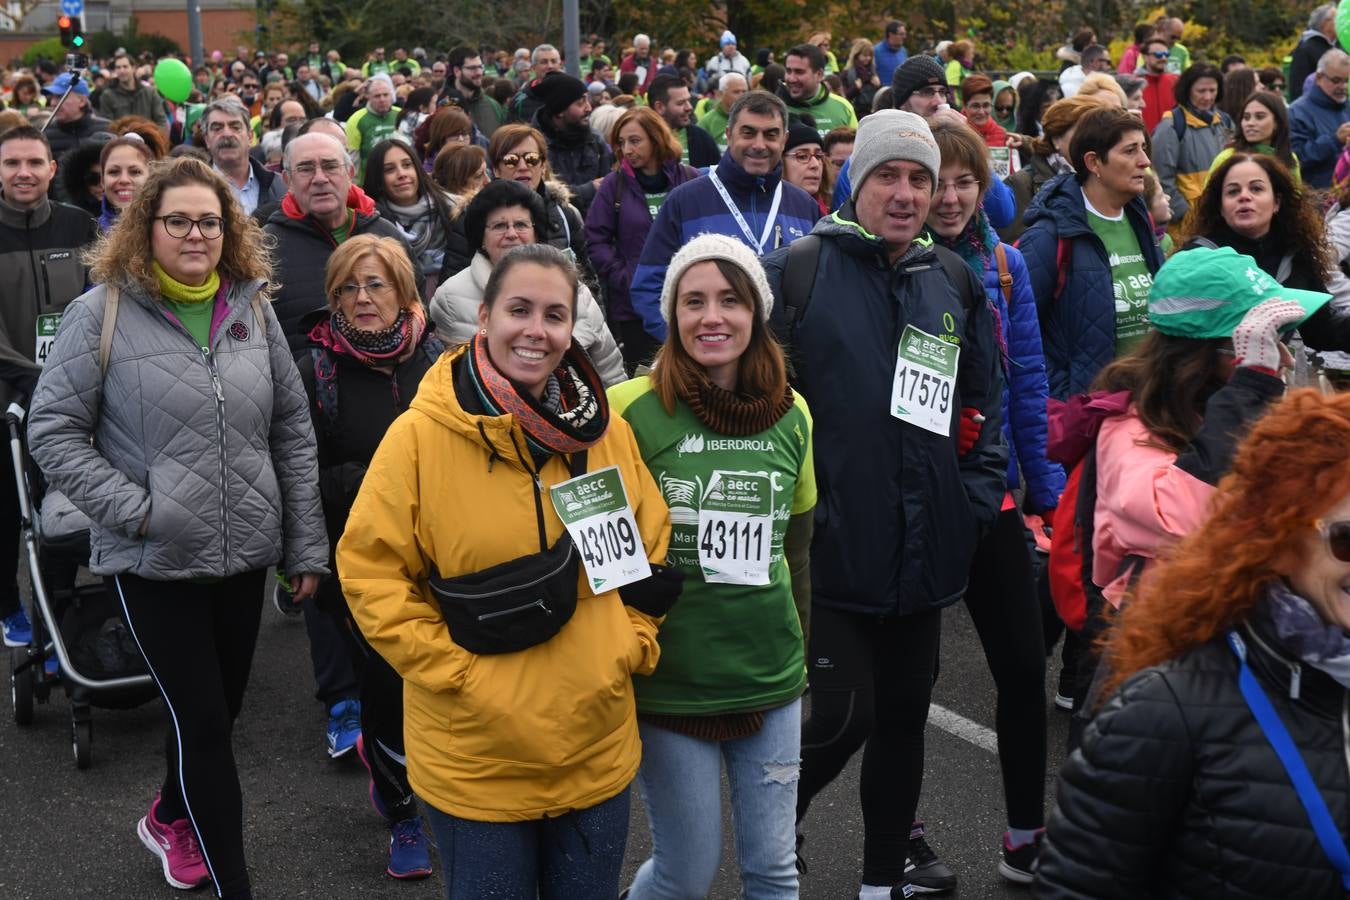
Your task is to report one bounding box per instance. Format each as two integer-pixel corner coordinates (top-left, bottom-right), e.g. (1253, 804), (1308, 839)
(1103, 389), (1350, 698)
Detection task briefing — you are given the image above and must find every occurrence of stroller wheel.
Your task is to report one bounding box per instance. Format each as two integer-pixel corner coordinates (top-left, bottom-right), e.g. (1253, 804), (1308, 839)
(71, 711), (92, 769)
(10, 648), (34, 725)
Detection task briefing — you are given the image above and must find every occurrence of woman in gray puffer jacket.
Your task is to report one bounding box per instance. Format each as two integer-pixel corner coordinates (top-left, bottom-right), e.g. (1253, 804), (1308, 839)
(28, 157), (327, 900)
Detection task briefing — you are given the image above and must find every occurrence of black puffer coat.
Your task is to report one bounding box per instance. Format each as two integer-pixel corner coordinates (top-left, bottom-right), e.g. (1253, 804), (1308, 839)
(1035, 619), (1350, 900)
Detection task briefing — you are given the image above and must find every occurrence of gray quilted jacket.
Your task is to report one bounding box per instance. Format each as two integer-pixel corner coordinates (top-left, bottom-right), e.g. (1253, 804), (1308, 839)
(27, 278), (329, 580)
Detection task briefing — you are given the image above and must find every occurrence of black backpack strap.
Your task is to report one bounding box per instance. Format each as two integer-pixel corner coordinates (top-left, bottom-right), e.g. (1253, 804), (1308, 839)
(782, 234), (822, 342)
(931, 243), (979, 313)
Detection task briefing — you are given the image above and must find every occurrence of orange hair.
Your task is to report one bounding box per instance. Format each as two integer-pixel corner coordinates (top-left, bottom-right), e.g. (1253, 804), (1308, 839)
(1103, 389), (1350, 698)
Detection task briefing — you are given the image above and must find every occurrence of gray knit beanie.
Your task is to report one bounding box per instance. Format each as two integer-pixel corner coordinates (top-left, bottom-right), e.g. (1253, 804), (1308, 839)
(849, 109), (940, 202)
(659, 233), (775, 324)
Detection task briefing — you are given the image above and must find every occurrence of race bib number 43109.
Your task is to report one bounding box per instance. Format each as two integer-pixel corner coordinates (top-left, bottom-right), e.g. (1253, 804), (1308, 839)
(891, 324), (959, 436)
(549, 466), (651, 593)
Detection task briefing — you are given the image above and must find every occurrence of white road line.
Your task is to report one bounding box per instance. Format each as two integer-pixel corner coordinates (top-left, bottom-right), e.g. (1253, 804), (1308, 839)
(928, 703), (999, 755)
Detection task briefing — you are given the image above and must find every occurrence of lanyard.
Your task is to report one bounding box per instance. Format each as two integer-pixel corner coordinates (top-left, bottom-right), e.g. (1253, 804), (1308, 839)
(708, 171), (782, 255)
(1227, 631), (1350, 891)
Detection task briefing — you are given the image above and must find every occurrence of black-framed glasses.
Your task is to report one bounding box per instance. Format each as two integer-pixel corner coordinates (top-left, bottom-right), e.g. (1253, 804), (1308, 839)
(498, 152), (542, 168)
(914, 85), (948, 98)
(1316, 519), (1350, 562)
(156, 215), (224, 239)
(334, 279), (393, 301)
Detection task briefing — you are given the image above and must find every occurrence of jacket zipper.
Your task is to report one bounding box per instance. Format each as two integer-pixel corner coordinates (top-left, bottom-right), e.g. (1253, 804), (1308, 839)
(477, 599), (550, 622)
(429, 543), (575, 601)
(39, 254), (52, 309)
(201, 345), (231, 565)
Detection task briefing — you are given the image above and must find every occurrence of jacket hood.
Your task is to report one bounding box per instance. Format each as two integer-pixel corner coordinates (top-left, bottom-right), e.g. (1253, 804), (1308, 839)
(278, 184), (378, 223)
(1303, 83), (1346, 109)
(778, 83), (831, 110)
(538, 177), (574, 206)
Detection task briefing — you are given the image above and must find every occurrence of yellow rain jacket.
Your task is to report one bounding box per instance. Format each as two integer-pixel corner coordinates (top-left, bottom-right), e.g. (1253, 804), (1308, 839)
(337, 346), (671, 822)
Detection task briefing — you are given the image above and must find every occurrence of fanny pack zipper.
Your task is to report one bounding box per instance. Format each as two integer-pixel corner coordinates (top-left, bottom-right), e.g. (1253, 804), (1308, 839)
(477, 599), (551, 622)
(428, 542), (575, 601)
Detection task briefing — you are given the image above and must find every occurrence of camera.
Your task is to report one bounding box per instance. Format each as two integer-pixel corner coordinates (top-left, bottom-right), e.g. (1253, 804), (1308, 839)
(65, 52), (89, 71)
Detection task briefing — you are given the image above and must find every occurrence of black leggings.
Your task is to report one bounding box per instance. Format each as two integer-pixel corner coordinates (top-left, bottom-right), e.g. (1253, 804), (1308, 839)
(115, 569), (266, 900)
(961, 507), (1046, 830)
(796, 605), (942, 886)
(315, 576), (415, 822)
(614, 319), (659, 376)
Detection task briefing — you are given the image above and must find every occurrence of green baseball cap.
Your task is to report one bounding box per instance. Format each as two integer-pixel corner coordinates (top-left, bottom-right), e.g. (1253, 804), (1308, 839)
(1147, 246), (1331, 339)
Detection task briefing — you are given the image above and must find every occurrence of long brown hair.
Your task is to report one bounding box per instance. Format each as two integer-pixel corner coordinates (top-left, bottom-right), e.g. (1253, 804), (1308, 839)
(652, 259), (788, 415)
(1090, 332), (1229, 453)
(87, 156), (273, 295)
(1103, 390), (1350, 698)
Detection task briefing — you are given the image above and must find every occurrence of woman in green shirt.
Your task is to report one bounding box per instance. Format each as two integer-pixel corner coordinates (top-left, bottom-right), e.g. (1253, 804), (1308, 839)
(610, 234), (814, 900)
(1207, 91), (1301, 185)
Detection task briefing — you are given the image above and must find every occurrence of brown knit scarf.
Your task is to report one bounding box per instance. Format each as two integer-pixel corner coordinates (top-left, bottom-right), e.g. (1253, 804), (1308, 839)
(680, 376), (794, 436)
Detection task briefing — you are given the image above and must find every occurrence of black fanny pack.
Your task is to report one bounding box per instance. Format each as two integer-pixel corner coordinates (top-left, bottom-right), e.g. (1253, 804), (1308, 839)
(426, 451), (586, 655)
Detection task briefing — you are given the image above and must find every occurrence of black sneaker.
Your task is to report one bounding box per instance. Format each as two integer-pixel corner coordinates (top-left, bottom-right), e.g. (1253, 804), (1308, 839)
(794, 829), (808, 875)
(1054, 666), (1075, 711)
(998, 829), (1045, 884)
(905, 822), (956, 894)
(273, 579), (302, 619)
(890, 880), (916, 898)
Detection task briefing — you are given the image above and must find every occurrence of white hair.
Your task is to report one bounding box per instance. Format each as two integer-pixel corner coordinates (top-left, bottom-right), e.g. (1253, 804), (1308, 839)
(719, 72), (747, 91)
(1318, 48), (1350, 74)
(634, 34), (651, 48)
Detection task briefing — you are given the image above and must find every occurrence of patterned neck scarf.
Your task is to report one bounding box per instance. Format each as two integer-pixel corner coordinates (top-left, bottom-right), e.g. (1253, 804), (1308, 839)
(309, 305), (425, 366)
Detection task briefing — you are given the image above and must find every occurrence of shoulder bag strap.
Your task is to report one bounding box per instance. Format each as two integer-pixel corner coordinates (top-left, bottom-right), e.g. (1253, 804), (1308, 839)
(99, 283), (121, 378)
(994, 242), (1014, 307)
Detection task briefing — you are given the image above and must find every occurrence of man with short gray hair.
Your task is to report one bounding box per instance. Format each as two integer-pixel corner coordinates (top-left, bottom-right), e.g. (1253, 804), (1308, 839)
(620, 33), (657, 95)
(1291, 48), (1350, 186)
(506, 44), (565, 123)
(202, 96), (284, 215)
(1291, 3), (1341, 100)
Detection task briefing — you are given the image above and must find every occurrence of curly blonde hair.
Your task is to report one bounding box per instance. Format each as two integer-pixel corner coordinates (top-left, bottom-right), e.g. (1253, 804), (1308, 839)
(87, 156), (273, 295)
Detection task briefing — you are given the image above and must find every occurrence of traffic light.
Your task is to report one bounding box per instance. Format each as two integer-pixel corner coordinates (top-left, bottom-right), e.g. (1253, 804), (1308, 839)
(57, 15), (84, 49)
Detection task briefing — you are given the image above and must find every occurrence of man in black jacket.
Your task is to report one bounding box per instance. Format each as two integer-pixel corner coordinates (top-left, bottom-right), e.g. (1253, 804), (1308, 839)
(0, 126), (97, 648)
(648, 73), (721, 168)
(530, 72), (613, 215)
(1291, 3), (1340, 100)
(41, 74), (111, 168)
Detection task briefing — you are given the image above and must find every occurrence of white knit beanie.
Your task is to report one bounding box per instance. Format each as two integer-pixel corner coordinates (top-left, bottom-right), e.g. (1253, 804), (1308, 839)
(849, 109), (941, 202)
(659, 233), (775, 324)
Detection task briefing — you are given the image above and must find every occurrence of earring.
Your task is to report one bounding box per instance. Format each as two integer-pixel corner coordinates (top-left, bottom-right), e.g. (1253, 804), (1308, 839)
(480, 328), (487, 335)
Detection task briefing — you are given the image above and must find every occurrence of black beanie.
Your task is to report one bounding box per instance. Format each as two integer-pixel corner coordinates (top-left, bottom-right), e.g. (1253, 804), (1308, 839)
(535, 72), (588, 117)
(890, 56), (946, 109)
(785, 117), (821, 152)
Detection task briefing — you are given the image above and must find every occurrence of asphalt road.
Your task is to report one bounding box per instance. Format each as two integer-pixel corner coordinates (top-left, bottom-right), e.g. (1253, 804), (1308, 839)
(2, 581), (1070, 899)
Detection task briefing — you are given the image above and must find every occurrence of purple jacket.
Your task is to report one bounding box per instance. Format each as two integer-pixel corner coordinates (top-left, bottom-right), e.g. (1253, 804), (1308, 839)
(584, 159), (700, 321)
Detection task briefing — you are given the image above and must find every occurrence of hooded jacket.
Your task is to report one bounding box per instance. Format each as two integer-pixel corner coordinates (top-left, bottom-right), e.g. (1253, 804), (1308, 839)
(533, 109), (614, 214)
(263, 185), (418, 350)
(1290, 29), (1336, 102)
(1017, 172), (1164, 399)
(428, 251), (626, 386)
(1290, 83), (1350, 188)
(631, 154), (820, 341)
(1139, 72), (1179, 135)
(1150, 105), (1232, 220)
(0, 192), (97, 396)
(761, 206), (1007, 616)
(336, 345), (671, 821)
(28, 278), (328, 580)
(584, 158), (701, 323)
(96, 80), (167, 127)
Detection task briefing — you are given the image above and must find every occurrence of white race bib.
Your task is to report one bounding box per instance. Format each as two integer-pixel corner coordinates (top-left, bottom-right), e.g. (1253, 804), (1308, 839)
(35, 313), (60, 366)
(890, 324), (960, 436)
(697, 471), (773, 585)
(549, 465), (651, 593)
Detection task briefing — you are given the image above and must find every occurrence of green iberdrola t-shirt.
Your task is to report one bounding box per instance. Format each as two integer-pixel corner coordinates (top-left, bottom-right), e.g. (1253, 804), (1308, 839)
(609, 376), (815, 716)
(1085, 195), (1153, 355)
(644, 191), (668, 220)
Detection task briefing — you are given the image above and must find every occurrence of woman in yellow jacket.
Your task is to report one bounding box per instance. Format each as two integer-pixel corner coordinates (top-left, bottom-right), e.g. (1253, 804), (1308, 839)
(337, 242), (677, 899)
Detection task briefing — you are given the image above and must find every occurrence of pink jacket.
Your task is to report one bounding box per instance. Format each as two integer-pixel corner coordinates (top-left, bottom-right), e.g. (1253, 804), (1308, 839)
(1091, 409), (1215, 606)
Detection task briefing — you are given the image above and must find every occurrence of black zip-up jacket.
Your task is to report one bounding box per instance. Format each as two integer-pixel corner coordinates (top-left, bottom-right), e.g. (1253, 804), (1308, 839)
(532, 109), (614, 215)
(1036, 616), (1350, 900)
(0, 192), (97, 397)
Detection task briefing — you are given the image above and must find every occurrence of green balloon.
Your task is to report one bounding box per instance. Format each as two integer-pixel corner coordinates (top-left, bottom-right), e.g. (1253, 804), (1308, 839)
(1339, 2), (1350, 54)
(153, 58), (193, 104)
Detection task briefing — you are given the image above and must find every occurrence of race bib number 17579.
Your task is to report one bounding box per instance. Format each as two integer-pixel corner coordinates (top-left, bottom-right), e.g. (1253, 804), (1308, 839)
(890, 324), (960, 437)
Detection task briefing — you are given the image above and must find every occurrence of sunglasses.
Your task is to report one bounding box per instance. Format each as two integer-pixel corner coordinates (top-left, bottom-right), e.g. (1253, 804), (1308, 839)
(1317, 519), (1350, 563)
(995, 105), (1015, 115)
(1149, 50), (1170, 59)
(498, 152), (542, 168)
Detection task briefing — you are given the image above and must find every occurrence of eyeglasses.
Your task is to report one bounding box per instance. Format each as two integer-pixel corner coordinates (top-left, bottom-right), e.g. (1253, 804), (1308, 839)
(486, 219), (534, 235)
(498, 152), (542, 168)
(1270, 82), (1286, 90)
(1149, 50), (1170, 59)
(1316, 518), (1350, 562)
(913, 85), (948, 98)
(1321, 75), (1349, 86)
(156, 215), (224, 239)
(786, 149), (825, 164)
(334, 279), (393, 302)
(290, 159), (346, 179)
(995, 105), (1015, 115)
(936, 176), (981, 195)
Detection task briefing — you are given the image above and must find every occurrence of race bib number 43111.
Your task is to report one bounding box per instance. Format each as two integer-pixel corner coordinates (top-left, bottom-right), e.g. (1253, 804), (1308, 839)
(697, 471), (773, 585)
(890, 324), (959, 436)
(549, 465), (651, 593)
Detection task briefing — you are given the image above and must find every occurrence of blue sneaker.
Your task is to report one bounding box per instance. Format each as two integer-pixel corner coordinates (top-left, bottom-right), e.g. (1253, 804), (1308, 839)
(2, 607), (32, 647)
(386, 817), (432, 880)
(326, 699), (361, 759)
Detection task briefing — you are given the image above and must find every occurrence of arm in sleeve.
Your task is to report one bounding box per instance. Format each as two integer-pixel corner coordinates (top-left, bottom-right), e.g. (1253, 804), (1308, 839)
(576, 285), (627, 386)
(785, 402), (816, 645)
(1149, 117), (1187, 220)
(263, 299), (330, 577)
(337, 418), (473, 694)
(1003, 247), (1065, 511)
(584, 175), (625, 289)
(26, 295), (149, 538)
(957, 268), (1010, 530)
(344, 110), (363, 152)
(619, 424), (672, 677)
(1173, 366), (1285, 486)
(1016, 221), (1057, 317)
(1290, 108), (1343, 169)
(1033, 670), (1195, 899)
(630, 199), (681, 342)
(983, 176), (1015, 230)
(833, 158), (852, 210)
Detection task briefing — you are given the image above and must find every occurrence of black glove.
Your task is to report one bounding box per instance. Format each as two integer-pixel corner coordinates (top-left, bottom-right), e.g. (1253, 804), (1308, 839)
(619, 562), (685, 618)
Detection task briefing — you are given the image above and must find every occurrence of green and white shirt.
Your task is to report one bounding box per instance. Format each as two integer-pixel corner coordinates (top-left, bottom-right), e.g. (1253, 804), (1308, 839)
(1085, 191), (1153, 356)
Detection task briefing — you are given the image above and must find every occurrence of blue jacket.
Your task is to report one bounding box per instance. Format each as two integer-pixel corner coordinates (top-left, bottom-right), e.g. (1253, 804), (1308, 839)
(833, 156), (1015, 228)
(762, 207), (1008, 617)
(631, 153), (819, 340)
(1289, 84), (1350, 188)
(1016, 172), (1163, 400)
(979, 242), (1065, 512)
(873, 40), (909, 87)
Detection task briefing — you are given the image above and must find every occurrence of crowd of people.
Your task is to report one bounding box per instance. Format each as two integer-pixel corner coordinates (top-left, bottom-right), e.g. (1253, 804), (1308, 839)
(3, 7), (1350, 900)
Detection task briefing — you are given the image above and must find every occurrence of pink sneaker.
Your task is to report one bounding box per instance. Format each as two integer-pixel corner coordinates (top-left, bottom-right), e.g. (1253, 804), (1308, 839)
(136, 794), (211, 890)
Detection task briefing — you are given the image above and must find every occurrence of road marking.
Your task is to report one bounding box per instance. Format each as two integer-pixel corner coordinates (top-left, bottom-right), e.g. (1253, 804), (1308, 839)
(928, 703), (999, 754)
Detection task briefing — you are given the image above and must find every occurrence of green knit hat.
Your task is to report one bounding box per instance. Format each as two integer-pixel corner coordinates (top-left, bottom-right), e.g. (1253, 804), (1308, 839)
(1147, 246), (1330, 339)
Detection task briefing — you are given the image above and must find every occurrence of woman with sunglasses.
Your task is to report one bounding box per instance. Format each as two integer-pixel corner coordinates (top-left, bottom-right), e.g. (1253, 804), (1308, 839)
(29, 157), (327, 898)
(992, 80), (1018, 134)
(1035, 389), (1350, 899)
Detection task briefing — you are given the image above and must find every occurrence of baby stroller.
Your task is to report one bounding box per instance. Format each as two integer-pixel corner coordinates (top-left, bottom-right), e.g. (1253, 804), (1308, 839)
(5, 394), (157, 769)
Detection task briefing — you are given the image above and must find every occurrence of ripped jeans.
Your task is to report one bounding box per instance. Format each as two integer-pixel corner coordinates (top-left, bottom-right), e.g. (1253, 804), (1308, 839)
(627, 698), (802, 899)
